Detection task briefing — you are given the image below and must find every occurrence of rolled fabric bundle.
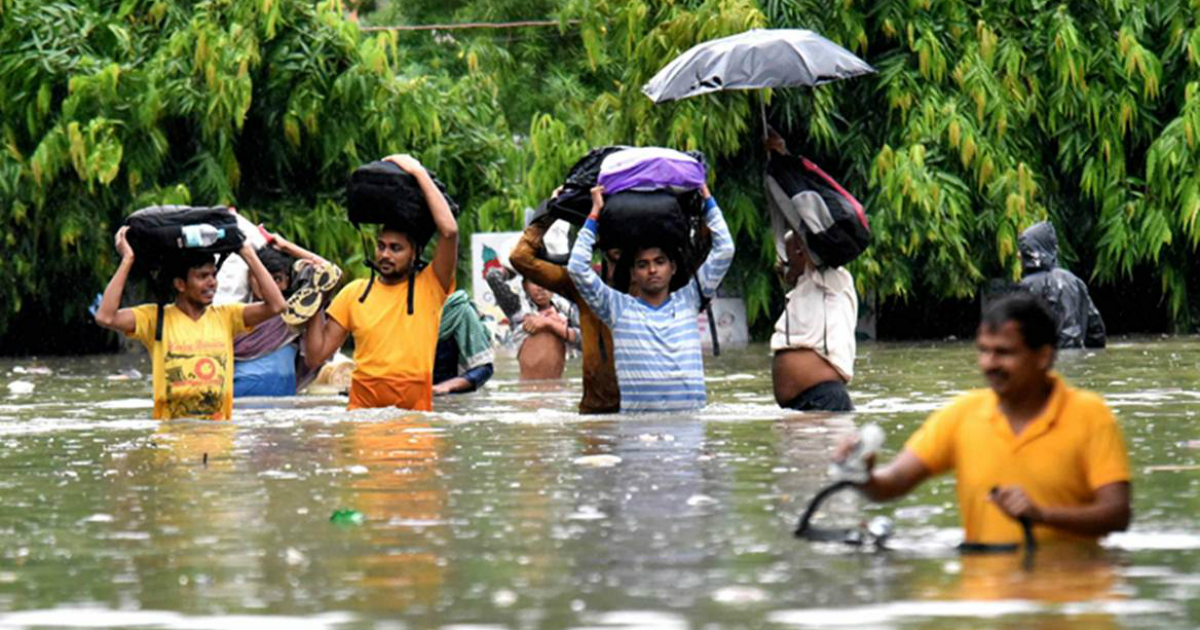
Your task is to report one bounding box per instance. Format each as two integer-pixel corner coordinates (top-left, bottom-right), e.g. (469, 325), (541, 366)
(546, 146), (707, 225)
(597, 147), (706, 195)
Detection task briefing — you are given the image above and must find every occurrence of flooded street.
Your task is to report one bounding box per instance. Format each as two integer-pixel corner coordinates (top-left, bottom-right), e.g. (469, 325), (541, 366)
(1, 340), (1198, 629)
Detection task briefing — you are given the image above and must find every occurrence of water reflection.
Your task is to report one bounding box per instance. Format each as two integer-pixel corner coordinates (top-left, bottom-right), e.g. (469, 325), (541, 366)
(0, 341), (1198, 629)
(340, 416), (447, 612)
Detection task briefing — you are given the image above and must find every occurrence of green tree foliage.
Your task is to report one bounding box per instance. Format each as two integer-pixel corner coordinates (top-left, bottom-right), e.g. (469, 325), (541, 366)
(3, 0), (1199, 352)
(760, 0), (1200, 325)
(0, 0), (518, 346)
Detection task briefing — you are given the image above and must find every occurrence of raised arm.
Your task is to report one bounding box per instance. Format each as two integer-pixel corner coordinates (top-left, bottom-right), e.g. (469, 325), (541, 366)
(566, 187), (626, 327)
(240, 243), (287, 327)
(93, 226), (138, 335)
(304, 310), (349, 370)
(384, 154), (458, 293)
(694, 184), (736, 299)
(510, 216), (572, 295)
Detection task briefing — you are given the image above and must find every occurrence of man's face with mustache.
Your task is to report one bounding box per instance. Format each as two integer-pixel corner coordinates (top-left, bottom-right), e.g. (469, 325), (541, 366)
(976, 320), (1054, 398)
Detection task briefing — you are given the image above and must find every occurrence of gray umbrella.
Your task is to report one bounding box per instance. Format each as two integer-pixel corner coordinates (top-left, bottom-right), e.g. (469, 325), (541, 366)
(642, 28), (874, 103)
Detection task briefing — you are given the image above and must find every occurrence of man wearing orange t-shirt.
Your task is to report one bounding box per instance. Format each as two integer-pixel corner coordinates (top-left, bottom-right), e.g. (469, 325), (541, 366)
(838, 293), (1131, 546)
(304, 154), (458, 411)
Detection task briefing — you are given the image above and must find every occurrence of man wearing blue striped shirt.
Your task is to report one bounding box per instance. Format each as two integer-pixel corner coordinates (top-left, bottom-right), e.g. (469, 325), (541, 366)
(568, 185), (735, 413)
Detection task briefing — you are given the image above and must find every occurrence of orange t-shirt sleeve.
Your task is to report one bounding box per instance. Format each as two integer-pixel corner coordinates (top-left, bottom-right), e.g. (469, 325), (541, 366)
(325, 282), (359, 330)
(904, 399), (965, 476)
(1085, 403), (1132, 490)
(419, 265), (453, 306)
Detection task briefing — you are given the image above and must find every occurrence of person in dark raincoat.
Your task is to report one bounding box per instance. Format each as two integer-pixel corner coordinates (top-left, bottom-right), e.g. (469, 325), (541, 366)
(1017, 221), (1106, 348)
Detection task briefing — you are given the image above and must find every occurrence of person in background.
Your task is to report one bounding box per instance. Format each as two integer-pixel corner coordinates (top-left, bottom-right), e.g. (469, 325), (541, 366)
(433, 290), (495, 395)
(232, 244), (342, 397)
(567, 185), (735, 413)
(1017, 220), (1106, 348)
(485, 267), (580, 380)
(836, 293), (1131, 546)
(509, 211), (624, 413)
(303, 154), (458, 411)
(766, 130), (858, 412)
(94, 226), (286, 419)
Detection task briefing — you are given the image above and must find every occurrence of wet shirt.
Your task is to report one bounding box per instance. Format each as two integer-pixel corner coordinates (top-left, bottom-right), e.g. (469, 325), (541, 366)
(128, 303), (248, 420)
(568, 198), (735, 413)
(905, 375), (1131, 545)
(770, 265), (857, 381)
(326, 266), (452, 411)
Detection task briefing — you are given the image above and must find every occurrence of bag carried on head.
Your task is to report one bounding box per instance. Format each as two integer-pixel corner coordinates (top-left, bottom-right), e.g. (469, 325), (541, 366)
(345, 159), (460, 309)
(346, 160), (460, 248)
(122, 205), (245, 341)
(123, 205), (244, 270)
(765, 154), (870, 269)
(545, 146), (707, 226)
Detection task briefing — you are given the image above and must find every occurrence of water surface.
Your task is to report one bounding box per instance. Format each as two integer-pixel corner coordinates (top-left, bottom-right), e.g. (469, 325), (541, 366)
(1, 339), (1198, 629)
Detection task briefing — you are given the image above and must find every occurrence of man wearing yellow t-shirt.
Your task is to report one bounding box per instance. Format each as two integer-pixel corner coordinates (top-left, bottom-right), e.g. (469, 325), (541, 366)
(840, 293), (1131, 546)
(303, 154), (458, 411)
(94, 226), (287, 420)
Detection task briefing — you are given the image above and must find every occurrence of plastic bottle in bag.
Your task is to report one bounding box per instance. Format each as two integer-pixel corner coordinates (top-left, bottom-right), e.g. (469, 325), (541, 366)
(178, 224), (225, 248)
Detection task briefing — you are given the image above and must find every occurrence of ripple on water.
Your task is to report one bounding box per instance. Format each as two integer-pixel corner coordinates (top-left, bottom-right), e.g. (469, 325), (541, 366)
(1103, 531), (1200, 550)
(768, 599), (1181, 627)
(0, 609), (357, 629)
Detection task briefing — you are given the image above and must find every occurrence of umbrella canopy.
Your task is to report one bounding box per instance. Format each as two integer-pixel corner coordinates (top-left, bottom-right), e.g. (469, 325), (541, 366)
(642, 29), (874, 103)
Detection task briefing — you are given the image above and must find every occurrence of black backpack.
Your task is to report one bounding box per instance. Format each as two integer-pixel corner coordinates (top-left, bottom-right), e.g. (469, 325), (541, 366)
(765, 154), (871, 268)
(122, 205), (245, 341)
(124, 205), (244, 268)
(345, 160), (460, 309)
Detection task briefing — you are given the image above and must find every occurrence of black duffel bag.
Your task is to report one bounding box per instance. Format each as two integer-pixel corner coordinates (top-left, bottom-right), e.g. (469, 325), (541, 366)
(122, 205), (245, 341)
(123, 205), (244, 271)
(599, 191), (711, 293)
(345, 160), (460, 309)
(346, 160), (460, 249)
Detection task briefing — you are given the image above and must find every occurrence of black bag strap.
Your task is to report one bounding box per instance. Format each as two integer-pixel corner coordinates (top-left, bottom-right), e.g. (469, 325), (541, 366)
(154, 302), (165, 342)
(356, 223), (377, 303)
(407, 266), (416, 315)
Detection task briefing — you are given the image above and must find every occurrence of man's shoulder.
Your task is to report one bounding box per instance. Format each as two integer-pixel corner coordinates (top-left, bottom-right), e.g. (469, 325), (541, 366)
(1059, 381), (1116, 421)
(331, 278), (368, 301)
(930, 388), (997, 421)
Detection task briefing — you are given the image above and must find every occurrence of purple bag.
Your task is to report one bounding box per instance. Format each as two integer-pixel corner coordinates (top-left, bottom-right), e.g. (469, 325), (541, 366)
(597, 148), (706, 195)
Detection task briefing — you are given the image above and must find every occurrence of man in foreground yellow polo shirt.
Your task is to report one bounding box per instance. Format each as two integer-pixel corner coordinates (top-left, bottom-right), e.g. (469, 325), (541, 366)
(842, 293), (1131, 546)
(303, 154), (458, 411)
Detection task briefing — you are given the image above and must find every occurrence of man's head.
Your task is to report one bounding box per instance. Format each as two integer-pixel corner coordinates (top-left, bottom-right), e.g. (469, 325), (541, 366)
(977, 293), (1058, 398)
(631, 245), (678, 298)
(375, 225), (420, 280)
(169, 252), (218, 308)
(522, 277), (553, 309)
(1018, 221), (1059, 274)
(251, 246), (294, 299)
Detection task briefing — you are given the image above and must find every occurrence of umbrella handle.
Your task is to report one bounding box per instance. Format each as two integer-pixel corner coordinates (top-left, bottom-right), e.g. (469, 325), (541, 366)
(759, 94), (769, 142)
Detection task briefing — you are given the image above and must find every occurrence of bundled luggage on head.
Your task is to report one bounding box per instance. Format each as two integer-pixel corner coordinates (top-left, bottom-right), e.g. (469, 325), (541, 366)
(122, 205), (246, 341)
(122, 204), (243, 300)
(545, 146), (708, 227)
(346, 160), (460, 249)
(765, 153), (870, 269)
(345, 159), (460, 309)
(123, 205), (245, 272)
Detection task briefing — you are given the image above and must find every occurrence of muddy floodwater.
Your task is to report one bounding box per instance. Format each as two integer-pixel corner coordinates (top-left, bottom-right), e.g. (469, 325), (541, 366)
(0, 340), (1198, 629)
